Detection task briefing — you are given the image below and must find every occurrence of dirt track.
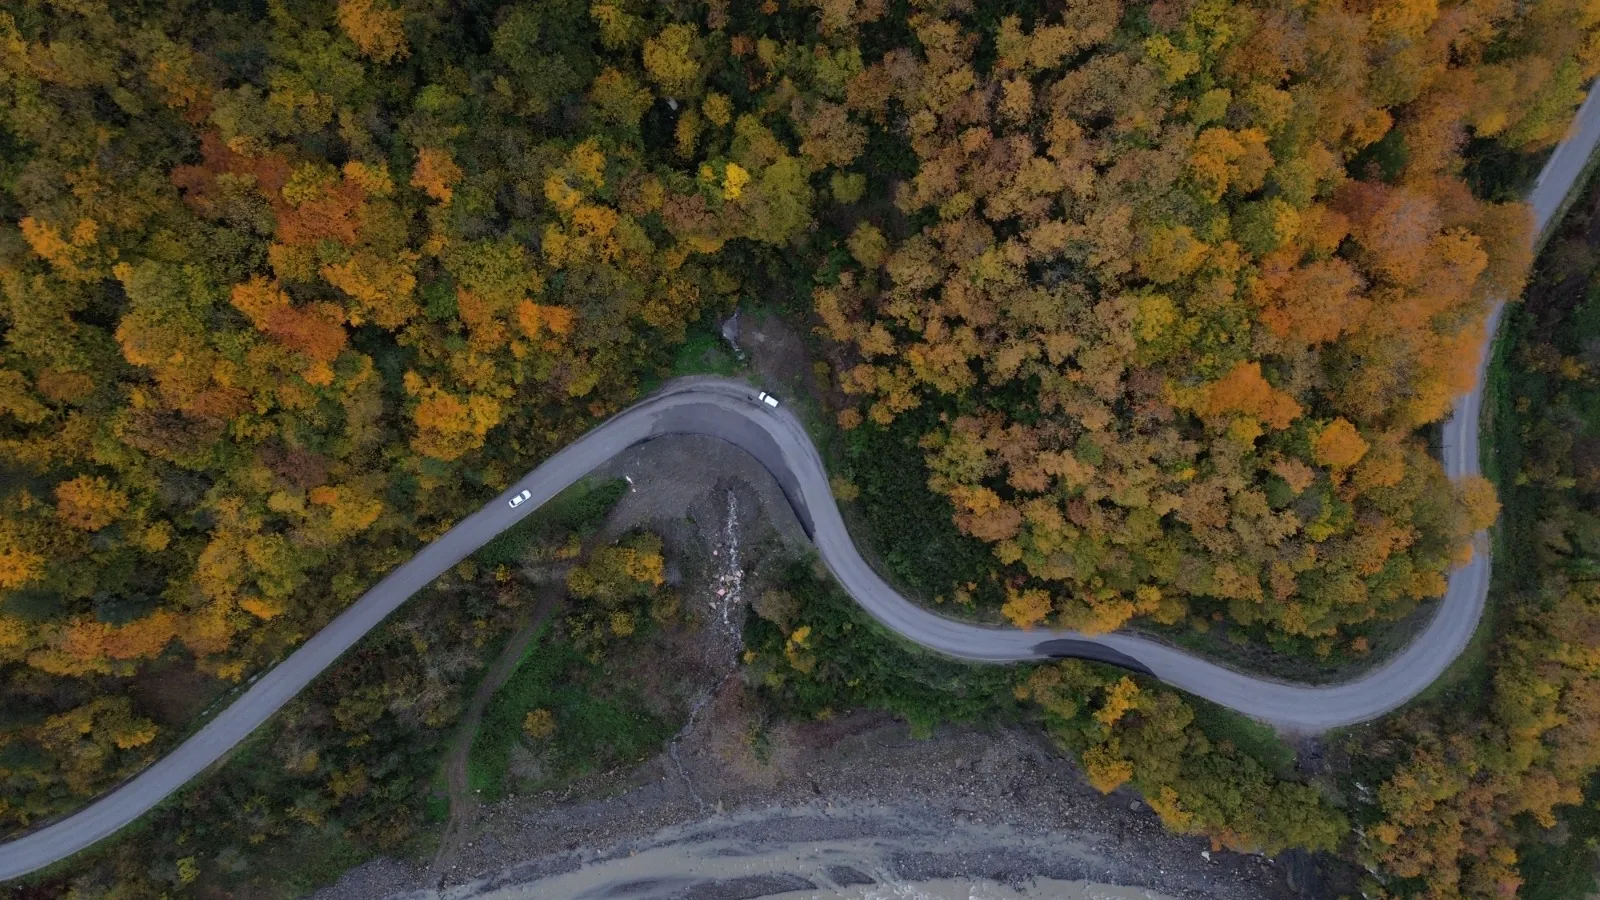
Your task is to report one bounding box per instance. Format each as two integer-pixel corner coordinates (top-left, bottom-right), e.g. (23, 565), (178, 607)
(428, 593), (558, 879)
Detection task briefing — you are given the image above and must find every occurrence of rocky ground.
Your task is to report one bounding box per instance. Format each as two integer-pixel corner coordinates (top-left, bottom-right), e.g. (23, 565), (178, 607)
(310, 432), (1309, 900)
(315, 707), (1299, 896)
(316, 705), (1302, 899)
(313, 704), (1304, 899)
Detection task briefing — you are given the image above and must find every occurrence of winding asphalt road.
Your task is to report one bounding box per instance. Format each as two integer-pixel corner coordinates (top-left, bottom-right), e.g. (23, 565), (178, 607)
(3, 94), (1600, 882)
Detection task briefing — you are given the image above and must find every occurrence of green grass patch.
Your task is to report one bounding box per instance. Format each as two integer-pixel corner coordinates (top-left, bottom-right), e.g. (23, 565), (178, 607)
(1481, 299), (1529, 497)
(1135, 598), (1434, 686)
(467, 625), (674, 799)
(669, 324), (742, 378)
(745, 557), (1028, 736)
(838, 411), (1003, 609)
(475, 477), (628, 567)
(424, 790), (449, 823)
(1462, 136), (1552, 204)
(639, 317), (745, 395)
(231, 819), (375, 898)
(1185, 701), (1297, 779)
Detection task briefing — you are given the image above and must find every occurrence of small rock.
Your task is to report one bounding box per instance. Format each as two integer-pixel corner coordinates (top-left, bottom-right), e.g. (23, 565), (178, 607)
(1202, 851), (1211, 861)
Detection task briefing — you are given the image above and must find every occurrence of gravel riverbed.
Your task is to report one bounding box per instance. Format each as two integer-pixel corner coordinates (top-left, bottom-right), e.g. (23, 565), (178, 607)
(314, 708), (1299, 900)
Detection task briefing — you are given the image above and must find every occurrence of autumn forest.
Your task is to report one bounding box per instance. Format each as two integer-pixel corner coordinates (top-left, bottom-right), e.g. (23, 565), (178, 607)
(1, 0), (1599, 896)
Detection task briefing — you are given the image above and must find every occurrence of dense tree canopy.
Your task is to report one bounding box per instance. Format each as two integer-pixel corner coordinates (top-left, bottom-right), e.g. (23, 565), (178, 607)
(0, 0), (1595, 896)
(814, 0), (1585, 643)
(0, 0), (751, 833)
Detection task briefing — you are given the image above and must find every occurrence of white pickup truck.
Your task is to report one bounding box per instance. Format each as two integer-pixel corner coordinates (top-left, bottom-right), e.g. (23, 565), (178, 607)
(755, 391), (779, 408)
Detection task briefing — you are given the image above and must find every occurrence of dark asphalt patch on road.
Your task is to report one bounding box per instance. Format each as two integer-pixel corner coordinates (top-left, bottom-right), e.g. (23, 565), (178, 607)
(1032, 640), (1154, 676)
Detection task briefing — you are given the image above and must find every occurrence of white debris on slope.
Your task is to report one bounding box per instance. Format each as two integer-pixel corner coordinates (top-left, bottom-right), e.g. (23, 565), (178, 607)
(668, 488), (747, 809)
(707, 488), (744, 640)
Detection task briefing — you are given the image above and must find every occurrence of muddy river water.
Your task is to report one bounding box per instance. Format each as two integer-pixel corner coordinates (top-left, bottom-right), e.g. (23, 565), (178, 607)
(443, 813), (1185, 900)
(477, 872), (1175, 900)
(761, 881), (1177, 899)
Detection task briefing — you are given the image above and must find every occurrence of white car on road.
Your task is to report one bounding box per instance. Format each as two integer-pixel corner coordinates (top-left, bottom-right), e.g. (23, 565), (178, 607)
(508, 489), (531, 509)
(756, 391), (779, 408)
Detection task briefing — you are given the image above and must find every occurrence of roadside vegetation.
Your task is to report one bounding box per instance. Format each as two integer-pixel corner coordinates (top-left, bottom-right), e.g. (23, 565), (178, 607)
(10, 480), (628, 898)
(667, 318), (744, 380)
(834, 395), (1444, 684)
(836, 407), (1004, 611)
(1325, 167), (1600, 900)
(475, 478), (629, 569)
(745, 559), (1345, 855)
(12, 579), (498, 898)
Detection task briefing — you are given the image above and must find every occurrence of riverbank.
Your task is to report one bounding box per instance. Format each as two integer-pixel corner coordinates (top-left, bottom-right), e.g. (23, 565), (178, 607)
(314, 707), (1301, 900)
